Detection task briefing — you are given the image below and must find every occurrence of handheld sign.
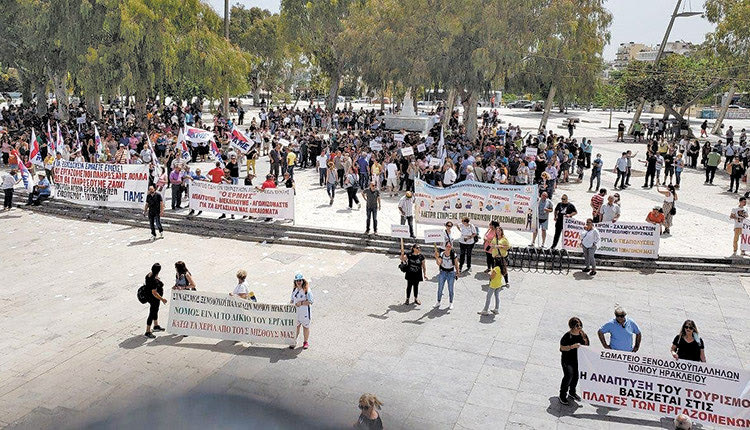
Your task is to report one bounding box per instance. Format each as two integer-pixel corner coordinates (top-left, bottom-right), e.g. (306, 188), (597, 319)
(417, 143), (426, 152)
(391, 224), (411, 239)
(394, 133), (405, 142)
(429, 158), (441, 167)
(525, 147), (537, 160)
(423, 229), (444, 244)
(401, 146), (414, 157)
(370, 140), (383, 151)
(425, 136), (434, 146)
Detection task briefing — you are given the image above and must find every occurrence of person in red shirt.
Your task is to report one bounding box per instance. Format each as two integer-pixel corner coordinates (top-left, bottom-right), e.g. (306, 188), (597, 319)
(646, 206), (666, 235)
(208, 162), (225, 183)
(261, 174), (276, 190)
(590, 188), (606, 223)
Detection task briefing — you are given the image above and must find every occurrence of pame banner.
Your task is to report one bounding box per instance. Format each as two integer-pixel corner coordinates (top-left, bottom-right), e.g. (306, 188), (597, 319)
(414, 179), (538, 232)
(562, 218), (660, 259)
(578, 347), (750, 428)
(52, 161), (149, 208)
(167, 290), (297, 346)
(189, 181), (295, 220)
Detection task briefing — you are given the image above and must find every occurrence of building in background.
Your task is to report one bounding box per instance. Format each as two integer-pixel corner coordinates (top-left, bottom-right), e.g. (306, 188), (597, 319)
(613, 40), (695, 69)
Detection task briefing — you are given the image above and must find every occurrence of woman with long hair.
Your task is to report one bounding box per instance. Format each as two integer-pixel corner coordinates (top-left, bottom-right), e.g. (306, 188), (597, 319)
(490, 225), (510, 286)
(559, 316), (590, 405)
(483, 220), (500, 273)
(400, 242), (426, 305)
(290, 273), (314, 350)
(145, 263), (167, 339)
(173, 261), (196, 290)
(355, 393), (384, 430)
(671, 320), (705, 362)
(657, 184), (677, 234)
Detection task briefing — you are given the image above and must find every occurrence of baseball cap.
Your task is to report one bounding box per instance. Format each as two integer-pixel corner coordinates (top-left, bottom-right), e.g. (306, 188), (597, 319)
(294, 273), (304, 281)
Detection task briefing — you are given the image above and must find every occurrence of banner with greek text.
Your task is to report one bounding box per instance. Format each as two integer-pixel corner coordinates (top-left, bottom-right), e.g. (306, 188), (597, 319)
(562, 218), (660, 259)
(578, 347), (750, 428)
(52, 161), (149, 208)
(741, 219), (750, 252)
(167, 290), (297, 345)
(189, 181), (294, 220)
(414, 179), (538, 232)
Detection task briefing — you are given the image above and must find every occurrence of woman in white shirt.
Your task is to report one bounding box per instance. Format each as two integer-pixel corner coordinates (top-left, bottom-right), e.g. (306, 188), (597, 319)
(457, 217), (479, 271)
(230, 269), (256, 301)
(290, 273), (314, 350)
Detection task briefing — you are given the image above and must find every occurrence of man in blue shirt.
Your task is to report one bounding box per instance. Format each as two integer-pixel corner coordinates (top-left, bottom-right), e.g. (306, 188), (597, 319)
(598, 307), (641, 352)
(27, 172), (51, 206)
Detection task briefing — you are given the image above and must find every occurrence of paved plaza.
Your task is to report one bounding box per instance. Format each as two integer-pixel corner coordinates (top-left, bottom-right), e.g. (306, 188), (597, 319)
(2, 211), (749, 429)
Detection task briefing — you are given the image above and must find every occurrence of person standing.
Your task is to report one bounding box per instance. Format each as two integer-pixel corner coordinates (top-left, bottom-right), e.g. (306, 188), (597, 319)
(646, 206), (666, 235)
(616, 120), (625, 142)
(400, 243), (426, 305)
(362, 181), (381, 235)
(169, 165), (184, 210)
(599, 195), (620, 223)
(483, 220), (500, 272)
(558, 316), (590, 405)
(590, 188), (606, 223)
(144, 185), (164, 240)
(641, 152), (657, 188)
(173, 261), (196, 291)
(533, 192), (554, 247)
(705, 146), (721, 184)
(344, 166), (361, 210)
(551, 194), (577, 249)
(355, 394), (384, 430)
(597, 306), (641, 352)
(230, 269), (257, 301)
(457, 217), (478, 272)
(671, 320), (706, 362)
(730, 196), (747, 257)
(226, 155), (240, 184)
(477, 256), (505, 316)
(434, 242), (459, 310)
(398, 191), (415, 238)
(589, 153), (602, 191)
(580, 218), (600, 275)
(728, 157), (745, 193)
(657, 184), (677, 235)
(269, 144), (281, 180)
(1, 169), (20, 210)
(289, 273), (313, 350)
(613, 152), (628, 190)
(326, 160), (337, 205)
(144, 263), (167, 339)
(489, 225), (511, 286)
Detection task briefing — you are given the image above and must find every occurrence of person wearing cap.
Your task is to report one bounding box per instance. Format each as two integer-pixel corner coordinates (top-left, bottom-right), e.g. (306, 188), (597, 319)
(398, 191), (415, 238)
(290, 273), (313, 350)
(2, 169), (20, 210)
(26, 172), (51, 206)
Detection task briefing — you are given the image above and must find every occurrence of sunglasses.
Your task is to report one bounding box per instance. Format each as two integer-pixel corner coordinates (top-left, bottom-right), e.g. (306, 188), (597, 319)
(575, 324), (582, 328)
(615, 314), (626, 318)
(358, 405), (368, 410)
(683, 326), (694, 330)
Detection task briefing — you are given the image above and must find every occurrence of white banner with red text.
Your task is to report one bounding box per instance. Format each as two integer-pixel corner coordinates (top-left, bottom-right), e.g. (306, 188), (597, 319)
(167, 290), (297, 346)
(52, 161), (149, 208)
(188, 181), (294, 220)
(741, 219), (750, 252)
(414, 179), (538, 232)
(578, 347), (750, 428)
(562, 218), (660, 259)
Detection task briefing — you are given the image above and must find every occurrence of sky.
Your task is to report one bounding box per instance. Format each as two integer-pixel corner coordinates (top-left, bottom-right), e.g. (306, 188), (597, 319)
(205, 0), (716, 61)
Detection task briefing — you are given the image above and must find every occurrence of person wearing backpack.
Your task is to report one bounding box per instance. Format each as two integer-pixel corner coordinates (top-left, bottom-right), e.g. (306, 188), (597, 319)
(289, 273), (313, 350)
(457, 217), (479, 272)
(144, 263), (167, 339)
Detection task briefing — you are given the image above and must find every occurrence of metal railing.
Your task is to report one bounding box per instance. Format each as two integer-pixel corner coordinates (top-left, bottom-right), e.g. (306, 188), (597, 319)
(506, 246), (570, 275)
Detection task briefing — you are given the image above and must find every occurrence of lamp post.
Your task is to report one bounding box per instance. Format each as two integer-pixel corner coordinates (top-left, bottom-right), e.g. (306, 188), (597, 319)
(628, 0), (701, 135)
(223, 0), (230, 118)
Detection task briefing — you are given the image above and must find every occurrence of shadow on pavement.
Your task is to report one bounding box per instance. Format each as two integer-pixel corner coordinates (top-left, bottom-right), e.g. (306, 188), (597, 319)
(127, 238), (155, 246)
(401, 307), (450, 325)
(572, 272), (593, 280)
(0, 214), (22, 219)
(368, 303), (416, 320)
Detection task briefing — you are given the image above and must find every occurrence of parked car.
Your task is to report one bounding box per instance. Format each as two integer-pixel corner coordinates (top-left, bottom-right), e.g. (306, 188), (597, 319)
(507, 100), (532, 109)
(728, 104), (747, 109)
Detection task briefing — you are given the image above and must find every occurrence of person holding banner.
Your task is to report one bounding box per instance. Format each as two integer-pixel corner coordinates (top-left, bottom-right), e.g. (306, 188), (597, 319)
(671, 320), (706, 362)
(289, 273), (313, 350)
(230, 270), (257, 302)
(144, 263), (166, 339)
(558, 316), (590, 405)
(598, 306), (641, 352)
(400, 243), (426, 305)
(434, 242), (460, 310)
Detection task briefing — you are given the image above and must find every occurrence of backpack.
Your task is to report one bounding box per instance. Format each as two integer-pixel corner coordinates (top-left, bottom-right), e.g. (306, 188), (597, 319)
(137, 284), (149, 304)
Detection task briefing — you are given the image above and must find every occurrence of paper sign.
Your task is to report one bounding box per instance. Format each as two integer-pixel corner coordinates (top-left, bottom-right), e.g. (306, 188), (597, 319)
(429, 158), (441, 167)
(391, 224), (411, 238)
(425, 136), (435, 146)
(394, 133), (405, 142)
(76, 116), (86, 125)
(278, 138), (291, 147)
(401, 146), (414, 157)
(370, 140), (383, 151)
(423, 229), (444, 244)
(417, 143), (426, 152)
(525, 147), (537, 159)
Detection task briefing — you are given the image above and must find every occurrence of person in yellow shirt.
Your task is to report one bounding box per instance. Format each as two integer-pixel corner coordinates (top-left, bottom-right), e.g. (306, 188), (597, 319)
(478, 258), (504, 315)
(490, 225), (510, 287)
(287, 150), (297, 177)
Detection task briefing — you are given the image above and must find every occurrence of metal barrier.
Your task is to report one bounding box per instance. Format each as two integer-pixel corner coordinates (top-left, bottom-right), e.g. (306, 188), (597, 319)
(506, 246), (570, 275)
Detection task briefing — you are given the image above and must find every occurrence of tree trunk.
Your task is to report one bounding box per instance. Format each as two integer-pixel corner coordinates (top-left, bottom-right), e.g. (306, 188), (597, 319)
(326, 70), (341, 113)
(52, 72), (69, 121)
(253, 85), (261, 108)
(442, 87), (457, 130)
(608, 107), (612, 129)
(380, 83), (386, 112)
(34, 77), (48, 117)
(463, 89), (478, 142)
(664, 105), (695, 138)
(627, 98), (645, 135)
(712, 85), (735, 135)
(21, 76), (33, 106)
(86, 92), (102, 120)
(135, 89), (147, 129)
(538, 85), (556, 132)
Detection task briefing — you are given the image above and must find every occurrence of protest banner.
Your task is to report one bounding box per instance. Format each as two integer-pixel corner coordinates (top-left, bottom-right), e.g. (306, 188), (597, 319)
(369, 140), (383, 151)
(76, 116), (86, 125)
(562, 218), (660, 259)
(429, 158), (441, 167)
(414, 180), (538, 232)
(189, 181), (295, 220)
(391, 224), (411, 239)
(167, 290), (297, 346)
(278, 138), (291, 147)
(425, 136), (434, 146)
(52, 161), (149, 208)
(417, 143), (426, 153)
(578, 346), (750, 428)
(525, 147), (538, 160)
(741, 219), (750, 252)
(184, 126), (214, 143)
(423, 229), (444, 243)
(229, 129), (253, 154)
(394, 133), (405, 142)
(401, 146), (414, 157)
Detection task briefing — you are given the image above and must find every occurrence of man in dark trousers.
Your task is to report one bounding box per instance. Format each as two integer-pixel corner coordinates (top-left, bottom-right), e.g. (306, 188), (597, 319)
(144, 185), (164, 240)
(551, 194), (577, 249)
(361, 181), (381, 235)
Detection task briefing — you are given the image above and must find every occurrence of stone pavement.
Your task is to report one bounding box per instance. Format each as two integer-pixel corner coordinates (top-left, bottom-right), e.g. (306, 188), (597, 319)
(2, 211), (749, 429)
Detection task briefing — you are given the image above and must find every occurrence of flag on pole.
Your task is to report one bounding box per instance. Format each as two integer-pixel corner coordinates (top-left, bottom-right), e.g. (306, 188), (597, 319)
(210, 139), (225, 168)
(56, 123), (64, 154)
(94, 125), (104, 158)
(11, 149), (33, 190)
(74, 128), (81, 152)
(46, 121), (55, 155)
(29, 129), (44, 168)
(147, 133), (160, 167)
(177, 128), (191, 162)
(229, 128), (253, 154)
(438, 126), (446, 166)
